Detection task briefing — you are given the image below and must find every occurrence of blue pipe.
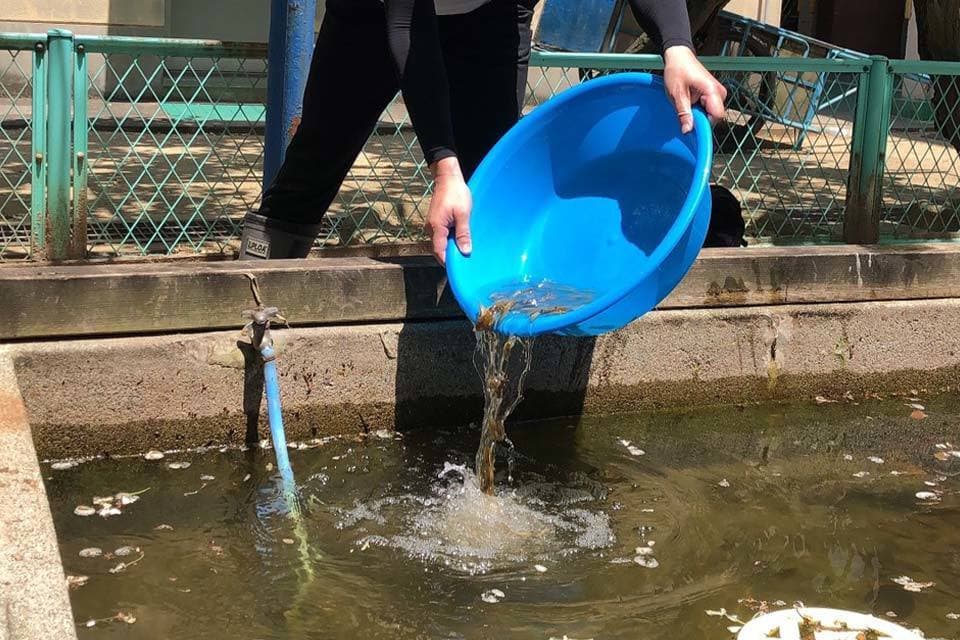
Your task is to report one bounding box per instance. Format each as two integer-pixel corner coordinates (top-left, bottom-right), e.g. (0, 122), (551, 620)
(263, 0), (318, 189)
(261, 344), (296, 491)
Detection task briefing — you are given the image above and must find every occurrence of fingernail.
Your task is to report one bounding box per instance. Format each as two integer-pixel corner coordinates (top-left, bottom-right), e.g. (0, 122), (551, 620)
(460, 241), (472, 255)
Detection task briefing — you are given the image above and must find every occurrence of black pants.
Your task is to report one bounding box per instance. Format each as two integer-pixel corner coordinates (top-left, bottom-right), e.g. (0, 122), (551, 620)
(257, 0), (536, 225)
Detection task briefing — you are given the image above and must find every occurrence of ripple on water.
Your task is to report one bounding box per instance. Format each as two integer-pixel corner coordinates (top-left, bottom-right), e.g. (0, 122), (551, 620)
(341, 463), (614, 575)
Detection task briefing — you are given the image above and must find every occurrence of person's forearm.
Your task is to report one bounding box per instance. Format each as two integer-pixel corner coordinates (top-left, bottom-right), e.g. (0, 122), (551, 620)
(384, 0), (458, 164)
(626, 0), (694, 51)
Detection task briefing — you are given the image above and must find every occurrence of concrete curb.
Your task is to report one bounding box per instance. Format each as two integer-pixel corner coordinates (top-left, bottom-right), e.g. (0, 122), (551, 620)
(10, 298), (960, 458)
(0, 351), (77, 640)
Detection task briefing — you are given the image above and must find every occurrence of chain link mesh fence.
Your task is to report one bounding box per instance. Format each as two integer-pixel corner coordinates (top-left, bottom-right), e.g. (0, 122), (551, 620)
(0, 37), (37, 260)
(2, 34), (960, 259)
(79, 42), (268, 256)
(883, 65), (960, 240)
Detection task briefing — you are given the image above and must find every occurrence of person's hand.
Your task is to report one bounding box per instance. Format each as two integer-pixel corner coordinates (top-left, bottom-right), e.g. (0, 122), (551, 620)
(425, 157), (472, 266)
(663, 45), (727, 133)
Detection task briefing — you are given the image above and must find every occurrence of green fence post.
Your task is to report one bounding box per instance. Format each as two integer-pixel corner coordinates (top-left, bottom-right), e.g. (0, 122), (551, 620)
(72, 40), (89, 257)
(844, 56), (893, 244)
(44, 29), (81, 261)
(30, 36), (48, 255)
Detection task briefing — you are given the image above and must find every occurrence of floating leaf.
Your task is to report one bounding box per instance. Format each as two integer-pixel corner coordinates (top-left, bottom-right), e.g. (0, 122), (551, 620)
(916, 491), (941, 502)
(868, 456), (885, 464)
(92, 495), (114, 507)
(114, 546), (136, 557)
(243, 474), (251, 482)
(908, 403), (925, 411)
(85, 620), (96, 628)
(814, 396), (835, 404)
(910, 410), (928, 420)
(893, 575), (935, 592)
(115, 612), (136, 624)
(853, 471), (870, 478)
(115, 492), (141, 506)
(200, 475), (215, 482)
(98, 505), (122, 518)
(935, 451), (952, 462)
(534, 564), (548, 573)
(109, 562), (127, 574)
(167, 461), (190, 470)
(947, 613), (960, 620)
(51, 461), (78, 471)
(66, 575), (89, 590)
(282, 538), (295, 545)
(74, 505), (96, 517)
(634, 555), (659, 568)
(144, 451), (164, 461)
(79, 547), (102, 558)
(154, 524), (173, 531)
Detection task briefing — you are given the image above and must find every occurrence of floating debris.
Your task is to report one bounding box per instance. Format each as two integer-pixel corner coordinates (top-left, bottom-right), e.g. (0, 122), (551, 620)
(51, 461), (78, 471)
(853, 471), (870, 478)
(641, 508), (655, 513)
(92, 495), (114, 507)
(98, 505), (122, 518)
(924, 480), (939, 487)
(282, 538), (295, 545)
(243, 474), (251, 482)
(200, 475), (215, 482)
(843, 454), (854, 461)
(266, 462), (274, 472)
(534, 564), (548, 573)
(868, 456), (885, 465)
(66, 575), (89, 590)
(885, 611), (898, 618)
(916, 491), (941, 502)
(167, 461), (191, 470)
(893, 575), (935, 592)
(85, 620), (96, 628)
(627, 446), (645, 457)
(144, 451), (165, 461)
(481, 589), (506, 603)
(947, 613), (959, 620)
(74, 505), (96, 517)
(635, 546), (655, 556)
(814, 396), (836, 405)
(79, 547), (102, 558)
(718, 479), (731, 488)
(115, 612), (136, 625)
(935, 443), (949, 450)
(934, 451), (952, 462)
(907, 403), (926, 411)
(115, 492), (141, 506)
(114, 546), (136, 557)
(633, 555), (659, 569)
(910, 410), (928, 421)
(154, 524), (173, 531)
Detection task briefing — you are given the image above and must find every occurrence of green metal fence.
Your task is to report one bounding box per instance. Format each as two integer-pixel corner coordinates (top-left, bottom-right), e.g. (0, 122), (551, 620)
(1, 30), (960, 260)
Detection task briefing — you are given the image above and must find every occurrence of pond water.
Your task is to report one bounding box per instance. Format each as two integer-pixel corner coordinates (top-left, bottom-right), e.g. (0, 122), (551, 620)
(44, 397), (960, 639)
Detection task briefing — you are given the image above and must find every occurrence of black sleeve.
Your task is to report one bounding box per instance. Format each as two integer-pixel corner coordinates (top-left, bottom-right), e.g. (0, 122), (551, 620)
(626, 0), (695, 51)
(384, 0), (458, 165)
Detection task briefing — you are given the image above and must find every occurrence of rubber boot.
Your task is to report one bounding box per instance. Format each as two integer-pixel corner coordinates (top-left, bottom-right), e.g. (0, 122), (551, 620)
(238, 212), (322, 260)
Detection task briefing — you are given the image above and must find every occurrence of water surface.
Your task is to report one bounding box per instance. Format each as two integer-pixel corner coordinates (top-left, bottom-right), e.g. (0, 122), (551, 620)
(44, 398), (960, 639)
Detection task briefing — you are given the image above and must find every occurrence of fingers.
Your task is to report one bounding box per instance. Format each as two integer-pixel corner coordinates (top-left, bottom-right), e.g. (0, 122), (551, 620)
(454, 209), (472, 256)
(429, 218), (449, 266)
(669, 86), (695, 135)
(700, 83), (727, 125)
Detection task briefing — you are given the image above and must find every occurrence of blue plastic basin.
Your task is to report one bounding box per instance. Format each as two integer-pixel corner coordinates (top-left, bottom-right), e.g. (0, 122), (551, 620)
(446, 72), (713, 337)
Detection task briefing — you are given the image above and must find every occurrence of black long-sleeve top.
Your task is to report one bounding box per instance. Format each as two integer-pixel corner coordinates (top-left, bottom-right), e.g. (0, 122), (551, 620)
(386, 0), (694, 164)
